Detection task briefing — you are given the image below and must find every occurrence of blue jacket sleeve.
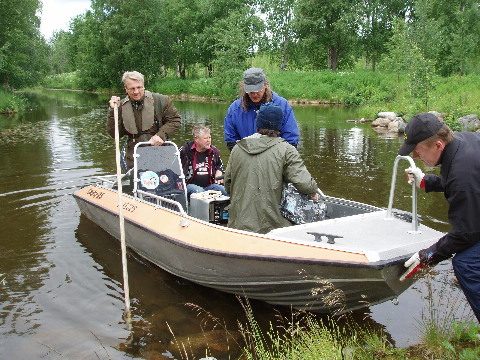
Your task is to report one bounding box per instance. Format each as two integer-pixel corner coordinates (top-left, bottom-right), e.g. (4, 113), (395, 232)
(272, 93), (299, 145)
(280, 103), (299, 145)
(224, 101), (241, 143)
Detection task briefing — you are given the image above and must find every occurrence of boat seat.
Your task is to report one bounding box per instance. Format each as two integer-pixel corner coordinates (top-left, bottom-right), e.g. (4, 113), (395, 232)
(132, 142), (188, 212)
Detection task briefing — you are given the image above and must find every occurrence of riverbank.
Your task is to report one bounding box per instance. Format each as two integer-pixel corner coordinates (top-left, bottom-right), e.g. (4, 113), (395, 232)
(237, 309), (480, 360)
(148, 70), (480, 124)
(40, 70), (480, 126)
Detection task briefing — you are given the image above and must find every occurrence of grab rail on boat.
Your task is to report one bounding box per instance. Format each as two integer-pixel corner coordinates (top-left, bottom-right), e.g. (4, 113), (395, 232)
(136, 189), (188, 216)
(95, 172), (130, 186)
(387, 155), (420, 233)
(317, 188), (326, 199)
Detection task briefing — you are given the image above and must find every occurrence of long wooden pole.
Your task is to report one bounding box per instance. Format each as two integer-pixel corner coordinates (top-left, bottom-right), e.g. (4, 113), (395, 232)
(113, 104), (131, 319)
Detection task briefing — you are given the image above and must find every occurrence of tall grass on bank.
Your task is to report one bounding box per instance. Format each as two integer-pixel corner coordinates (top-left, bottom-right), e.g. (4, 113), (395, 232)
(413, 272), (480, 360)
(237, 297), (406, 360)
(0, 90), (26, 113)
(237, 297), (479, 359)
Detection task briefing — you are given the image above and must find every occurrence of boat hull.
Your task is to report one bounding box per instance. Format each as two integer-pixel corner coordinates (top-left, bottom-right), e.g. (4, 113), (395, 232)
(74, 185), (434, 313)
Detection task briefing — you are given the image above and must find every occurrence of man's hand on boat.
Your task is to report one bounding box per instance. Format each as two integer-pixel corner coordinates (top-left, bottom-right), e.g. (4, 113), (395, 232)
(405, 167), (425, 189)
(400, 250), (432, 281)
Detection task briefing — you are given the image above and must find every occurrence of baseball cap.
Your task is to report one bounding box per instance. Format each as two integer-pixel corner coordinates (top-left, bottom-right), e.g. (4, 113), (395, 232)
(398, 113), (443, 155)
(244, 67), (265, 93)
(256, 103), (283, 131)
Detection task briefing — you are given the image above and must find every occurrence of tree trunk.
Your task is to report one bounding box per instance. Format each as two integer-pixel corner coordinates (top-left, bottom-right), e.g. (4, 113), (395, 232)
(328, 46), (339, 71)
(3, 75), (9, 92)
(280, 38), (288, 71)
(177, 63), (186, 79)
(180, 65), (186, 80)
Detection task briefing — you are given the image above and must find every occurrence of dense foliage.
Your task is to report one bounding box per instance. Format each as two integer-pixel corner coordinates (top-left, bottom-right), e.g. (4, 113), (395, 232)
(0, 0), (49, 90)
(1, 0), (480, 94)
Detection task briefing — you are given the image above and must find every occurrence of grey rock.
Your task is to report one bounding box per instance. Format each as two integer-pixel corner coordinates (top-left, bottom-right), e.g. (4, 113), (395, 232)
(456, 114), (480, 132)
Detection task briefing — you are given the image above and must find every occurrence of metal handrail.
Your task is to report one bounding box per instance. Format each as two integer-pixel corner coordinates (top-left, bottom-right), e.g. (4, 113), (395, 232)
(136, 190), (187, 216)
(387, 155), (420, 233)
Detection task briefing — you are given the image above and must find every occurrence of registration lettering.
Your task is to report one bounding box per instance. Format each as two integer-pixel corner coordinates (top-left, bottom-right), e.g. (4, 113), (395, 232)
(122, 202), (137, 213)
(87, 189), (105, 199)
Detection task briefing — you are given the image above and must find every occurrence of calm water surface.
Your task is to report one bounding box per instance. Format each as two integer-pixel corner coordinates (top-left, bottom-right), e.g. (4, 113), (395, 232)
(0, 90), (472, 359)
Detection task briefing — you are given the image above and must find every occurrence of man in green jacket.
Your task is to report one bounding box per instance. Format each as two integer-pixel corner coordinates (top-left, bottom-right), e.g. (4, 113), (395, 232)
(224, 103), (319, 234)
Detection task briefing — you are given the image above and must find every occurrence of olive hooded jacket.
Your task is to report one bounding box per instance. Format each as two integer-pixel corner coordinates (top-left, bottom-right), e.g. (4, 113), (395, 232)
(224, 133), (318, 234)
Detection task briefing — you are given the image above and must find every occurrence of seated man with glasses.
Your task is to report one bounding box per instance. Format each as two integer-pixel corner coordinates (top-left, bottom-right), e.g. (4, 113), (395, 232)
(107, 71), (181, 169)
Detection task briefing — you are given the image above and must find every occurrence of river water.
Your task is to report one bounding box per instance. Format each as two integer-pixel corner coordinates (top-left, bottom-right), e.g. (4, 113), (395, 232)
(0, 90), (473, 359)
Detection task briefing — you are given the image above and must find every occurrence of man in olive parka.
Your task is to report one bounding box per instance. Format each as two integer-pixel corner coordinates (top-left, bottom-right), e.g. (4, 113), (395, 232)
(224, 103), (319, 234)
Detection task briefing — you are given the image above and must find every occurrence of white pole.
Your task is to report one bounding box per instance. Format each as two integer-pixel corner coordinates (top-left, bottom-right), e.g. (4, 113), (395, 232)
(113, 104), (131, 319)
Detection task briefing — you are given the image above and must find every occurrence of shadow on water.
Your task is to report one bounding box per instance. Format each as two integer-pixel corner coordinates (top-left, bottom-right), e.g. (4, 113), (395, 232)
(0, 89), (472, 358)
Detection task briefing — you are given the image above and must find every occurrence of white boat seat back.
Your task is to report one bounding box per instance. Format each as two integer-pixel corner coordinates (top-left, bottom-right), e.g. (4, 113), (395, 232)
(133, 142), (188, 212)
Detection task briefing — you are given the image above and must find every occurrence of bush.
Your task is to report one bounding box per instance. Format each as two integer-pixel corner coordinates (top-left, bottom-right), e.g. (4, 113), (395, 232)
(0, 91), (26, 113)
(42, 71), (83, 90)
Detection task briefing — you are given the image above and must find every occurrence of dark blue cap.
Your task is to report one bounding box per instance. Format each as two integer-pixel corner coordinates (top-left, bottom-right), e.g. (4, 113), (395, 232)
(256, 103), (283, 131)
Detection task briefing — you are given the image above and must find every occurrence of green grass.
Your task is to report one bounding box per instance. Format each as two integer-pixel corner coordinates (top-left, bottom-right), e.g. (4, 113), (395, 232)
(0, 90), (26, 113)
(237, 303), (479, 360)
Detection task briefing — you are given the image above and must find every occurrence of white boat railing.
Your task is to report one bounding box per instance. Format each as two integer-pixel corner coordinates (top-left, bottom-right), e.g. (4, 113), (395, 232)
(387, 155), (419, 233)
(95, 172), (130, 186)
(136, 189), (187, 216)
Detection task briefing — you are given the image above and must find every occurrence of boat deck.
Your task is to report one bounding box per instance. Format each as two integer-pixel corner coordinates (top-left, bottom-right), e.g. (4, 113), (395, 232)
(269, 210), (444, 262)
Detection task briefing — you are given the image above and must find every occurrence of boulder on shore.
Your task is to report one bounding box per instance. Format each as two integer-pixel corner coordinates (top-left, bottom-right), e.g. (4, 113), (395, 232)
(456, 114), (480, 132)
(371, 112), (406, 135)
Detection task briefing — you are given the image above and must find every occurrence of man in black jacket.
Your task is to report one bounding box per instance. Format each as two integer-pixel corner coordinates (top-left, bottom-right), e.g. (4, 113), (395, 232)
(398, 112), (480, 322)
(179, 125), (227, 198)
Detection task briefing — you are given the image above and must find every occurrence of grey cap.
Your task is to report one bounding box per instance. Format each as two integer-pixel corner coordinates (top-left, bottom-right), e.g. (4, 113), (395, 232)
(244, 67), (265, 93)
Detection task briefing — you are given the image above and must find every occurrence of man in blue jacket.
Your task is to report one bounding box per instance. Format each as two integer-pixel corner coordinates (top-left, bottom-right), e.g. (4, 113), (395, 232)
(398, 112), (480, 322)
(224, 67), (299, 151)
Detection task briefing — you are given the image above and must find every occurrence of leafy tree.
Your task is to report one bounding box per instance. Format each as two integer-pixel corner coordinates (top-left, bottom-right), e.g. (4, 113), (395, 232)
(257, 0), (296, 71)
(48, 30), (76, 75)
(413, 0), (480, 76)
(357, 0), (414, 70)
(163, 0), (200, 79)
(294, 0), (359, 71)
(210, 7), (265, 99)
(0, 0), (48, 89)
(383, 18), (437, 110)
(68, 0), (173, 89)
(195, 0), (248, 77)
(69, 10), (111, 90)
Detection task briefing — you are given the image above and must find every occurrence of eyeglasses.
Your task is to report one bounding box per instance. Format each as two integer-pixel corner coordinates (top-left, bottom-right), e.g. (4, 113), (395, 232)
(126, 86), (144, 92)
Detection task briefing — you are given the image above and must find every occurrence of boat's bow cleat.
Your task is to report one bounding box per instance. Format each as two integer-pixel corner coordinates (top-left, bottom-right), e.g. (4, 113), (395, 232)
(307, 232), (344, 244)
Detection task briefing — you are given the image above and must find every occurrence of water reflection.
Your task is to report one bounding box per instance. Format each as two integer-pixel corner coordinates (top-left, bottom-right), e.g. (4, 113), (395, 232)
(0, 89), (471, 358)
